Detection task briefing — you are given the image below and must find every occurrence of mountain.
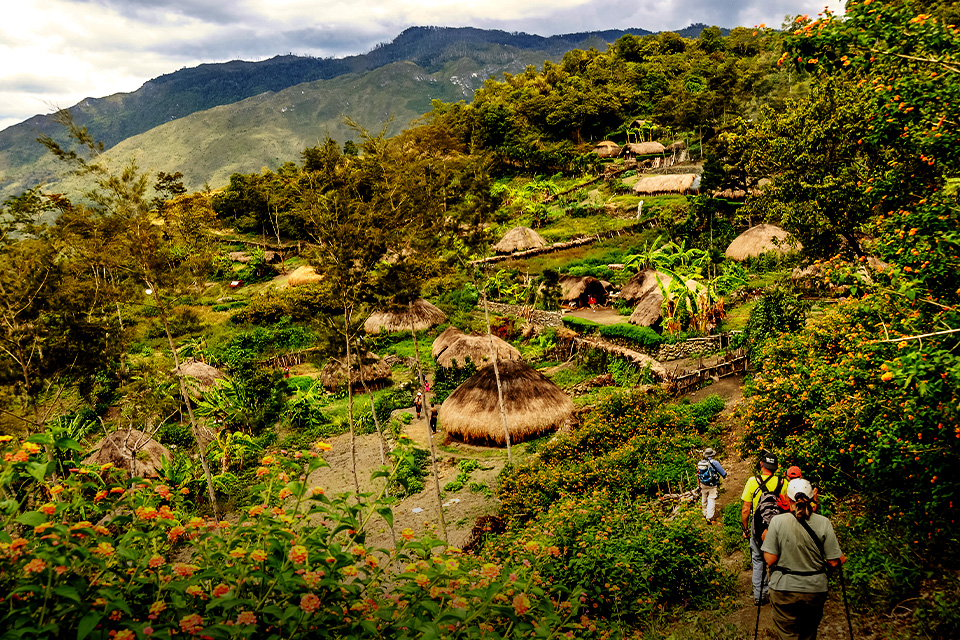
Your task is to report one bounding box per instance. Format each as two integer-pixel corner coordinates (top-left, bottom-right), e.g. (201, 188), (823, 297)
(1, 24), (734, 198)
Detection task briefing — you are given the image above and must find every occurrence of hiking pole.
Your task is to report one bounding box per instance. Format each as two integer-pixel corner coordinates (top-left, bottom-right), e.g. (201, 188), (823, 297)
(838, 565), (855, 640)
(754, 561), (765, 640)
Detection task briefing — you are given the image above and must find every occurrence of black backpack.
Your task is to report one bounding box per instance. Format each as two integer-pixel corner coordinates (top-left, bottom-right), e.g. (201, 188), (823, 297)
(752, 475), (786, 544)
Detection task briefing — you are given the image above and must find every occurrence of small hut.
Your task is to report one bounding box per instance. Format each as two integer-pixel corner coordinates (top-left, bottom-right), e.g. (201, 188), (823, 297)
(438, 360), (574, 446)
(664, 140), (687, 154)
(619, 270), (673, 305)
(432, 326), (465, 357)
(492, 227), (548, 254)
(633, 174), (700, 195)
(593, 140), (621, 158)
(364, 299), (447, 335)
(320, 352), (392, 391)
(621, 142), (666, 159)
(287, 265), (323, 286)
(627, 275), (700, 328)
(725, 224), (800, 261)
(83, 429), (171, 478)
(433, 333), (521, 369)
(558, 275), (608, 308)
(173, 358), (226, 397)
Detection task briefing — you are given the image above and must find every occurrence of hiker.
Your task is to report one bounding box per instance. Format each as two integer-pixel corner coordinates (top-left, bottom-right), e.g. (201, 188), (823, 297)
(697, 447), (727, 524)
(741, 451), (788, 605)
(414, 392), (423, 419)
(429, 407), (438, 434)
(762, 478), (846, 640)
(779, 466), (819, 512)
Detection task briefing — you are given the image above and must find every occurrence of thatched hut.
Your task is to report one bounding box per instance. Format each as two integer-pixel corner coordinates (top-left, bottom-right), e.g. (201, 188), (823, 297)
(432, 326), (465, 357)
(621, 142), (666, 158)
(627, 275), (700, 327)
(438, 360), (574, 446)
(492, 227), (548, 254)
(559, 275), (608, 307)
(433, 333), (521, 369)
(319, 352), (392, 391)
(664, 140), (687, 154)
(287, 265), (323, 286)
(619, 270), (673, 304)
(593, 140), (621, 158)
(633, 174), (701, 195)
(364, 299), (447, 335)
(724, 224), (800, 261)
(83, 429), (171, 478)
(172, 358), (225, 397)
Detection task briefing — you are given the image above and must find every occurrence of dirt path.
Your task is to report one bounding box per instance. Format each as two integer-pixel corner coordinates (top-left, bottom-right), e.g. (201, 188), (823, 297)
(565, 306), (627, 325)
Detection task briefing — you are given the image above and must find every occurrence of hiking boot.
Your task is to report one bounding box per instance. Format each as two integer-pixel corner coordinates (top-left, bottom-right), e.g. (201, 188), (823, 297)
(754, 594), (769, 606)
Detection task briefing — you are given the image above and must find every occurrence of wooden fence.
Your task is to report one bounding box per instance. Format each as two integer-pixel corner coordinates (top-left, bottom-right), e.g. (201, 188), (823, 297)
(663, 349), (748, 394)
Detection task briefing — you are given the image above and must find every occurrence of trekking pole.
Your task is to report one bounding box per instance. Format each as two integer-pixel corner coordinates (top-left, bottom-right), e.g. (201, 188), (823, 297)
(838, 565), (855, 640)
(754, 562), (765, 640)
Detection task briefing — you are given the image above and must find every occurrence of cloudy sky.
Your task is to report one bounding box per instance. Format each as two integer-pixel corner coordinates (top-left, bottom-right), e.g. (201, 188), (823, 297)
(0, 0), (845, 132)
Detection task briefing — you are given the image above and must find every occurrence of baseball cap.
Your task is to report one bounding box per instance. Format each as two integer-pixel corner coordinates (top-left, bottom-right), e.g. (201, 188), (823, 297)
(759, 451), (778, 471)
(787, 478), (813, 501)
(703, 448), (716, 458)
(787, 466), (802, 479)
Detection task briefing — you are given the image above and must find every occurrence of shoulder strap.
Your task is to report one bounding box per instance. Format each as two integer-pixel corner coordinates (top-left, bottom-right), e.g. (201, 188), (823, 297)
(769, 515), (830, 577)
(796, 515), (828, 569)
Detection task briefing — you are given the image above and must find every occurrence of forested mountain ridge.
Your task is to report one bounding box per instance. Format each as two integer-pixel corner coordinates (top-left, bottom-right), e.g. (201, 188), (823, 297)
(0, 24), (699, 198)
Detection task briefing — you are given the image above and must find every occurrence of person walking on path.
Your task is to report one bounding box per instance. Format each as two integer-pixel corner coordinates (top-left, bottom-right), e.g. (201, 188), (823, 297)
(697, 447), (727, 524)
(762, 478), (846, 640)
(414, 392), (423, 420)
(741, 451), (788, 605)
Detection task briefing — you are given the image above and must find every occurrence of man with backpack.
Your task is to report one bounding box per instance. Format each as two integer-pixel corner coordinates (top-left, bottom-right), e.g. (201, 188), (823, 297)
(741, 451), (788, 605)
(697, 447), (727, 524)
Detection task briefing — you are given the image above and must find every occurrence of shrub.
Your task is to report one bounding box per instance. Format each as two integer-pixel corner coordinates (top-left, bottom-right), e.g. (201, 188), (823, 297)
(598, 323), (663, 348)
(443, 459), (481, 492)
(561, 316), (601, 333)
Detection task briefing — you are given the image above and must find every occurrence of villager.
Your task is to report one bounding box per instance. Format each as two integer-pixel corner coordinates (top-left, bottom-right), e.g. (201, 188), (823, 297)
(429, 407), (438, 434)
(762, 478), (846, 640)
(414, 392), (423, 419)
(741, 451), (788, 605)
(697, 447), (727, 524)
(588, 294), (597, 311)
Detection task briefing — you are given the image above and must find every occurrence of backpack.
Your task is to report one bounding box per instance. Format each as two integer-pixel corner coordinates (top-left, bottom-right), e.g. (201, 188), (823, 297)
(697, 459), (720, 486)
(752, 475), (786, 543)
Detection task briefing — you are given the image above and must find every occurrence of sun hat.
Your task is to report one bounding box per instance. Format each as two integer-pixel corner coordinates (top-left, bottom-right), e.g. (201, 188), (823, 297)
(703, 448), (716, 458)
(787, 478), (814, 502)
(759, 451), (778, 471)
(786, 465), (802, 479)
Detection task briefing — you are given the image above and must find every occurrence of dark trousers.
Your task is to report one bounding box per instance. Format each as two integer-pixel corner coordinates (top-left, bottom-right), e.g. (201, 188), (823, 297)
(770, 590), (828, 640)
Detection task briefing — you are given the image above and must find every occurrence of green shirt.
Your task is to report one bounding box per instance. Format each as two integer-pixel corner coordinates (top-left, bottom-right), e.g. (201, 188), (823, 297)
(762, 512), (843, 593)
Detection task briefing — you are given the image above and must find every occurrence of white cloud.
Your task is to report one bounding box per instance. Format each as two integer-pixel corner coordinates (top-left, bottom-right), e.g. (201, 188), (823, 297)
(1, 0), (845, 131)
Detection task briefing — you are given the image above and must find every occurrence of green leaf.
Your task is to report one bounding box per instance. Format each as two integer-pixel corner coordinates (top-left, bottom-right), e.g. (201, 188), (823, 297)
(376, 506), (394, 528)
(55, 437), (83, 451)
(25, 434), (54, 446)
(53, 586), (81, 602)
(77, 612), (103, 640)
(26, 461), (51, 483)
(16, 511), (46, 527)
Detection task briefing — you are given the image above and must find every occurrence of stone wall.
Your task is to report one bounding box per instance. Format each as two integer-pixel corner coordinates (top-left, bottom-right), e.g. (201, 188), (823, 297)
(483, 301), (564, 328)
(654, 333), (741, 361)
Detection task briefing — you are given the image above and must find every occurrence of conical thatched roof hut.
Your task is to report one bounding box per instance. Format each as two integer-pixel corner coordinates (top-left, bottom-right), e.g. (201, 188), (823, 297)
(621, 142), (666, 157)
(559, 275), (608, 307)
(633, 174), (700, 195)
(287, 265), (323, 286)
(593, 140), (621, 158)
(364, 299), (447, 335)
(438, 360), (574, 446)
(619, 270), (673, 304)
(627, 276), (700, 327)
(320, 352), (392, 391)
(433, 333), (521, 369)
(492, 227), (548, 254)
(432, 326), (465, 357)
(172, 358), (226, 397)
(725, 224), (800, 261)
(82, 429), (171, 478)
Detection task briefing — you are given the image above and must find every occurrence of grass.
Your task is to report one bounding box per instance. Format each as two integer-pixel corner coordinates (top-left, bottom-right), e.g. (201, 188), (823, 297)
(722, 300), (755, 332)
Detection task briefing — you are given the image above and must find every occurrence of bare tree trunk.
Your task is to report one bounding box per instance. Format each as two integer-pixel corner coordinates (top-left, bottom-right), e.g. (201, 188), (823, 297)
(151, 283), (219, 520)
(358, 366), (396, 548)
(409, 306), (448, 544)
(344, 306), (360, 497)
(481, 290), (512, 464)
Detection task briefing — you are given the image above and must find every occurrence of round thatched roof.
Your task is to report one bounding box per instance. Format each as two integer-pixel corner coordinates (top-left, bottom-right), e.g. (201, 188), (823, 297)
(633, 174), (701, 195)
(627, 276), (700, 327)
(173, 359), (224, 387)
(433, 333), (521, 369)
(593, 140), (621, 158)
(288, 265), (323, 286)
(432, 326), (465, 358)
(438, 360), (574, 446)
(725, 224), (800, 261)
(619, 270), (673, 304)
(82, 429), (171, 478)
(320, 352), (392, 391)
(622, 142), (666, 156)
(364, 299), (447, 335)
(558, 275), (607, 306)
(492, 227), (548, 254)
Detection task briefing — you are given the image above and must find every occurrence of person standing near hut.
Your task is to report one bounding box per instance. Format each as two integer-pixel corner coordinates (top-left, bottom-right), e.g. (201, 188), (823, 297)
(414, 392), (423, 420)
(429, 407), (438, 434)
(762, 478), (846, 640)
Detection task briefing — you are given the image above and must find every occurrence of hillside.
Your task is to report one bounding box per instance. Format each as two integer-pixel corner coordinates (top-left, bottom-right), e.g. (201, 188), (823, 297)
(0, 25), (666, 199)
